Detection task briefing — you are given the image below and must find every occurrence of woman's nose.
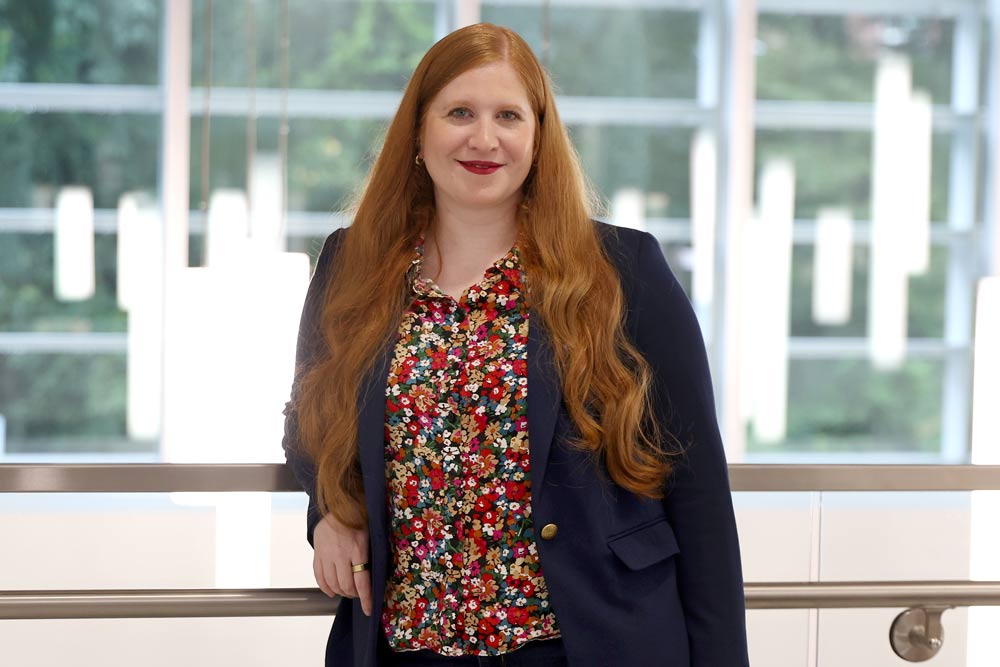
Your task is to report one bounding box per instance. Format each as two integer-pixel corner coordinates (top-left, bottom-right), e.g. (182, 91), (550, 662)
(468, 119), (498, 151)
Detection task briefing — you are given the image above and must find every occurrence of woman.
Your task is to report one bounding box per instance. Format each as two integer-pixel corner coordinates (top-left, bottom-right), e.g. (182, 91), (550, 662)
(283, 22), (749, 667)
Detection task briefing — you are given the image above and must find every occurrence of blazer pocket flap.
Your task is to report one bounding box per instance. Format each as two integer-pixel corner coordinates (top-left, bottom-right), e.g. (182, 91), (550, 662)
(607, 518), (680, 571)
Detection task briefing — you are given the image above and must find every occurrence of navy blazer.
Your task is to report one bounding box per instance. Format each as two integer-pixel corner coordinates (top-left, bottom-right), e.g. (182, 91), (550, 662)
(283, 220), (749, 667)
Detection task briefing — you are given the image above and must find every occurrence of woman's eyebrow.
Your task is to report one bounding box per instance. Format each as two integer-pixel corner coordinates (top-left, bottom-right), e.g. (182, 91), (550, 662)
(440, 99), (530, 114)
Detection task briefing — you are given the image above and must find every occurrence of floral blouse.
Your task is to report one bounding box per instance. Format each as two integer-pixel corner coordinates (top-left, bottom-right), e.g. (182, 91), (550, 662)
(380, 233), (561, 656)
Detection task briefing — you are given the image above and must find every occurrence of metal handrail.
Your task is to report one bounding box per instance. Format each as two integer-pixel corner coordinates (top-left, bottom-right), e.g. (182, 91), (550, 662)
(3, 463), (998, 660)
(2, 581), (1000, 619)
(3, 463), (1000, 493)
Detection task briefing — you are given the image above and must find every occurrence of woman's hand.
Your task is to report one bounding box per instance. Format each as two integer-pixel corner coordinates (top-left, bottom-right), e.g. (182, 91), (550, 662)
(313, 512), (373, 616)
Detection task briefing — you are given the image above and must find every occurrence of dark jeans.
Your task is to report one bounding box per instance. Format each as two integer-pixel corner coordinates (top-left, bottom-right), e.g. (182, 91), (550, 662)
(378, 632), (568, 666)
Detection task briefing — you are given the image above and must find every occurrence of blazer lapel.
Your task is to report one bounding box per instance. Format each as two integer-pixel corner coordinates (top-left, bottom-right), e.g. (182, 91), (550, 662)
(357, 337), (395, 541)
(526, 312), (562, 502)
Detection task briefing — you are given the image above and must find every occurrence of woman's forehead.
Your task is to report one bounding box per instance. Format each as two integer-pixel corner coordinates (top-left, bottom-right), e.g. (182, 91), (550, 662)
(430, 62), (531, 108)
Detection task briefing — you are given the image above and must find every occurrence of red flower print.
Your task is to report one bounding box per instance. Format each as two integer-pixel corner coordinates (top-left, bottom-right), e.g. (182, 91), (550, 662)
(513, 359), (527, 376)
(505, 481), (526, 501)
(477, 618), (497, 637)
(430, 348), (448, 370)
(474, 412), (488, 432)
(485, 633), (501, 648)
(522, 580), (536, 597)
(506, 606), (529, 625)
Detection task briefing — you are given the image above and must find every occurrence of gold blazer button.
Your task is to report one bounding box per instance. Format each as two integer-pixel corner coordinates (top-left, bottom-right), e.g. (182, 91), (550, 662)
(540, 523), (558, 540)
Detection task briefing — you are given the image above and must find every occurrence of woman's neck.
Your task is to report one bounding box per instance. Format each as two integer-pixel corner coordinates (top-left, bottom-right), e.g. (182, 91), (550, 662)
(429, 200), (519, 253)
(421, 203), (520, 287)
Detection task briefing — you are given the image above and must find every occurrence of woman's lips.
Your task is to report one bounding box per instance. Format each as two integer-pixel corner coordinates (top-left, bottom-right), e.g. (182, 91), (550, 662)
(458, 160), (502, 175)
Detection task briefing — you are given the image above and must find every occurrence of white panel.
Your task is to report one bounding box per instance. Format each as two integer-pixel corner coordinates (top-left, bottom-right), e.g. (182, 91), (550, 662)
(161, 252), (311, 465)
(971, 278), (1000, 456)
(249, 154), (286, 253)
(123, 201), (164, 441)
(206, 189), (251, 267)
(215, 493), (272, 588)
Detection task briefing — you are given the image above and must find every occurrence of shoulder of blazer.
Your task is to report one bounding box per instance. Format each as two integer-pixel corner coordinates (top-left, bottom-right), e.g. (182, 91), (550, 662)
(592, 218), (648, 302)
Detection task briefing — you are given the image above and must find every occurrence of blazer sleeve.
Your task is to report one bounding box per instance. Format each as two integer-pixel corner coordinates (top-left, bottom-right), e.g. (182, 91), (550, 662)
(281, 227), (344, 548)
(632, 230), (750, 666)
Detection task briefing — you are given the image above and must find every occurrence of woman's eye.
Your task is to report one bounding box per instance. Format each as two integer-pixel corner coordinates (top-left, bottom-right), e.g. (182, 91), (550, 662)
(499, 111), (520, 121)
(450, 108), (471, 118)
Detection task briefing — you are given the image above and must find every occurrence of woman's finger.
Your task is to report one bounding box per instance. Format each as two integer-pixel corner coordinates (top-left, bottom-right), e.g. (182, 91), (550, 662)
(336, 558), (359, 599)
(354, 566), (373, 616)
(325, 558), (344, 598)
(313, 553), (334, 598)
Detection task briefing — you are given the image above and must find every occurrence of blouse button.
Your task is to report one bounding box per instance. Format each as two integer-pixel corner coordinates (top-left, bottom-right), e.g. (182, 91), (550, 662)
(540, 523), (558, 540)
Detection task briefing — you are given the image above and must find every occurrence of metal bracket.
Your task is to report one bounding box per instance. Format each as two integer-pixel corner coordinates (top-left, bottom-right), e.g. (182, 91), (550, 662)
(890, 605), (952, 662)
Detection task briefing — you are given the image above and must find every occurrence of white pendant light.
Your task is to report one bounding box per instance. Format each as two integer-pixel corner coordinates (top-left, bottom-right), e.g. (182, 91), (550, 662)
(812, 207), (854, 326)
(54, 186), (95, 301)
(740, 209), (762, 425)
(690, 128), (717, 313)
(903, 90), (933, 276)
(752, 158), (795, 444)
(116, 194), (140, 311)
(868, 53), (912, 370)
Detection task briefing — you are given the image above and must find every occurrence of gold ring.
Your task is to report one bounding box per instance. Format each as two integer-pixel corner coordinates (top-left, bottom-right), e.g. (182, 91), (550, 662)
(351, 562), (369, 573)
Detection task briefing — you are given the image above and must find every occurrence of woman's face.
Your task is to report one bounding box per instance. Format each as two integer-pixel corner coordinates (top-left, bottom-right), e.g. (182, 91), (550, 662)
(419, 61), (536, 216)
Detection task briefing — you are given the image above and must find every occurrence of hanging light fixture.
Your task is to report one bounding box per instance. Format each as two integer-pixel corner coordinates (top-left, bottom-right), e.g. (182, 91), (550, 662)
(903, 90), (933, 276)
(812, 207), (854, 326)
(54, 186), (96, 301)
(751, 158), (795, 444)
(868, 52), (912, 370)
(690, 128), (717, 314)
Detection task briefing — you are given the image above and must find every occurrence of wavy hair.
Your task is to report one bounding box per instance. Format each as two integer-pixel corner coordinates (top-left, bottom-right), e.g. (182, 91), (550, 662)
(296, 23), (676, 530)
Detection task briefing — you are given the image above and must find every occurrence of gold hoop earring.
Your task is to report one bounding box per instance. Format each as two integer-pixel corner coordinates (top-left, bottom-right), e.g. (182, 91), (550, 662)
(415, 154), (423, 166)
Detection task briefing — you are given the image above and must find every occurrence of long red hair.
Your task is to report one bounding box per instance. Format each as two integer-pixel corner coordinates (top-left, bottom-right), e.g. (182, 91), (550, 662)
(296, 23), (676, 529)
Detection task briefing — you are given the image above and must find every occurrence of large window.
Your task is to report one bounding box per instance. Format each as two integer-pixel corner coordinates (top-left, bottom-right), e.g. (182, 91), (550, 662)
(0, 0), (995, 465)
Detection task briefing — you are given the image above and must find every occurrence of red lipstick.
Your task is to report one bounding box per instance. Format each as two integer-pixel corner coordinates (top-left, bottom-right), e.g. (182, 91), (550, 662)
(459, 160), (502, 175)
